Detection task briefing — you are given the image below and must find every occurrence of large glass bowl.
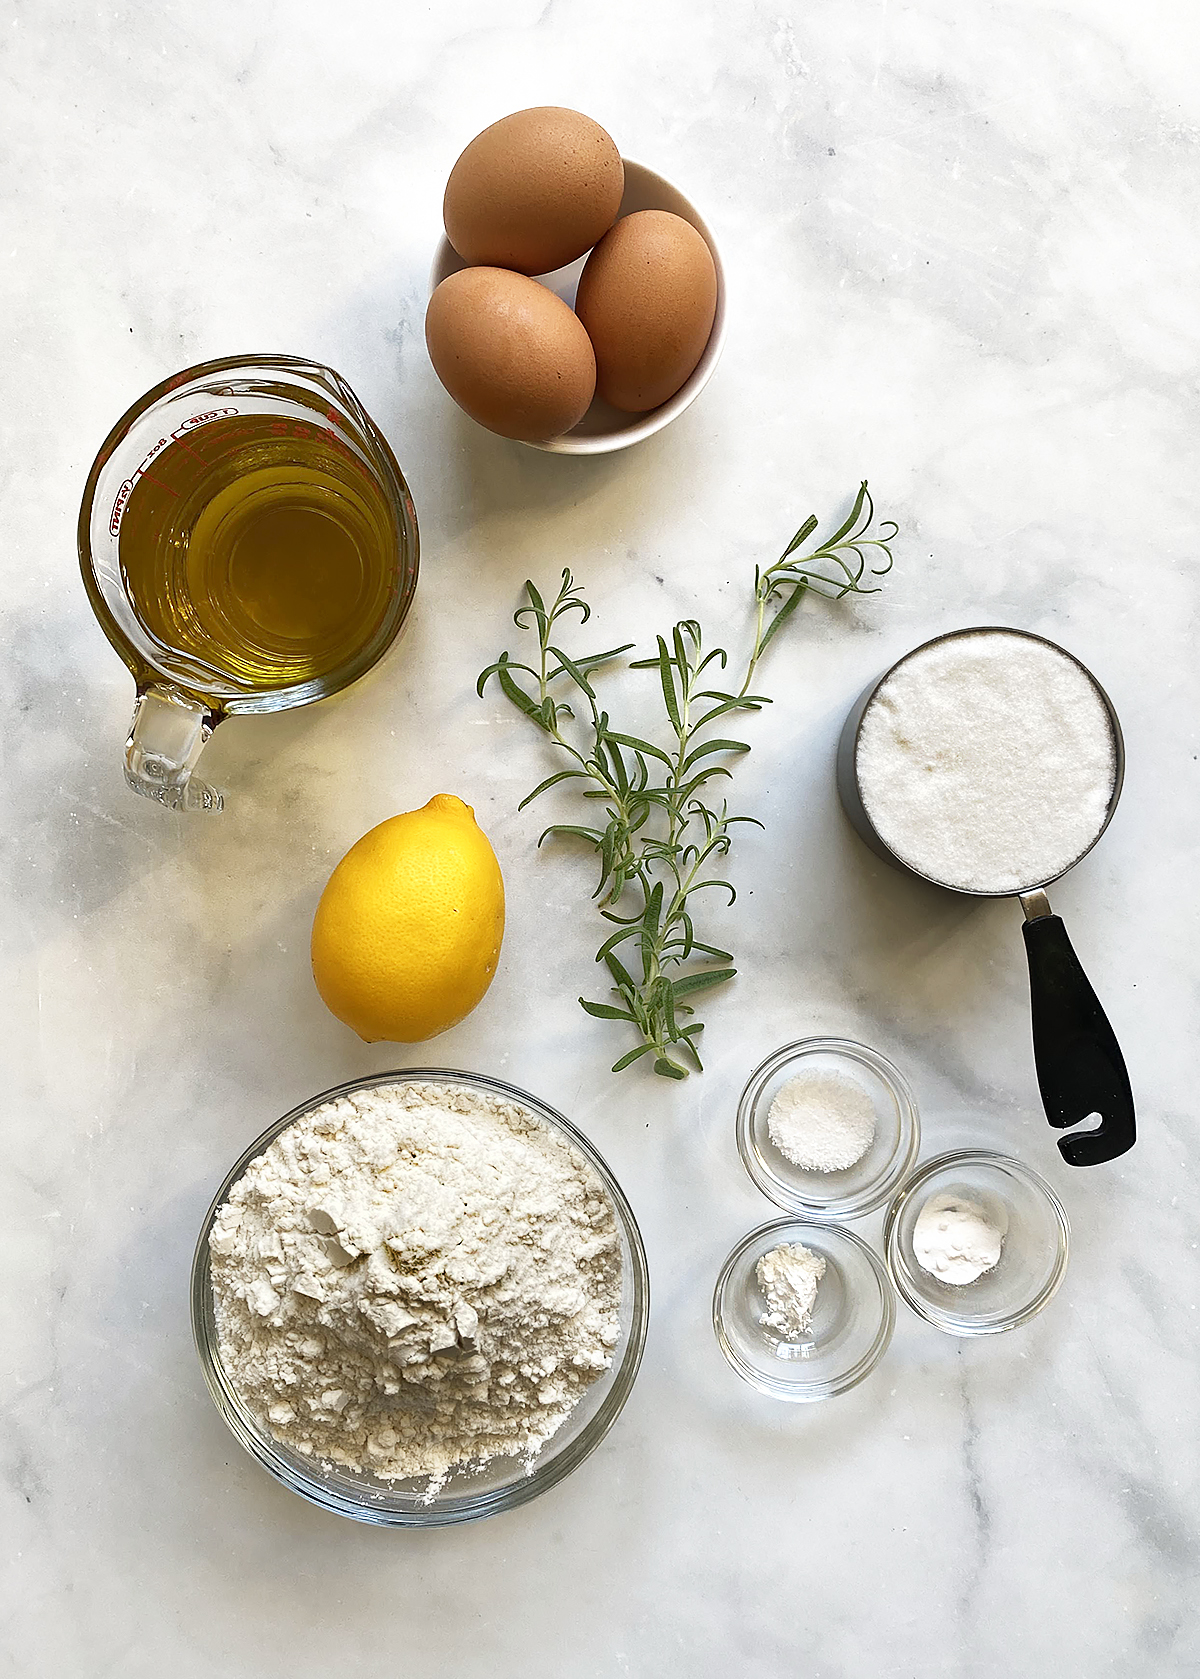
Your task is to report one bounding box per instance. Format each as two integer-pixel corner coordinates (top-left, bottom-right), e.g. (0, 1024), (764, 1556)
(192, 1068), (649, 1526)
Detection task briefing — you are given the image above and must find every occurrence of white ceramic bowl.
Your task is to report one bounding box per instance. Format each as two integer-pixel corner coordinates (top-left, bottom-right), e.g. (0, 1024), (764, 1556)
(429, 159), (726, 454)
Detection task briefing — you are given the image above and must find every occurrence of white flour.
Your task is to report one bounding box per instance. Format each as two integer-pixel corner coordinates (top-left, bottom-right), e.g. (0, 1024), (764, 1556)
(755, 1241), (826, 1337)
(209, 1080), (622, 1496)
(767, 1066), (877, 1172)
(856, 630), (1116, 894)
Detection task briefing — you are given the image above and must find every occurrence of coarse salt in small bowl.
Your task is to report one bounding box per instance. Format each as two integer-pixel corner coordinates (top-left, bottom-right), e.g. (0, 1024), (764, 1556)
(713, 1218), (896, 1401)
(883, 1149), (1070, 1336)
(736, 1038), (920, 1221)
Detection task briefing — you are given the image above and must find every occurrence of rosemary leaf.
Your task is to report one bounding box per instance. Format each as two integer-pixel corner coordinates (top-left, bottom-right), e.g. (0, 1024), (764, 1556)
(580, 999), (638, 1021)
(518, 769), (590, 810)
(653, 1057), (688, 1080)
(612, 1044), (655, 1072)
(670, 967), (737, 998)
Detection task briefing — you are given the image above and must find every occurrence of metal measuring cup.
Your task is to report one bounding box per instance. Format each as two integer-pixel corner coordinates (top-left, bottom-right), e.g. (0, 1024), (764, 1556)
(836, 626), (1134, 1168)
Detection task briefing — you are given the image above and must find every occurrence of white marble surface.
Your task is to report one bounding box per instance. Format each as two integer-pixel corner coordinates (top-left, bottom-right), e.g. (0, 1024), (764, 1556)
(4, 1), (1199, 1673)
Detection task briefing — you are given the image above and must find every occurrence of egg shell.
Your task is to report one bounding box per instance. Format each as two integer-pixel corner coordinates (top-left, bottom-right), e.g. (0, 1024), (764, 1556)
(425, 267), (597, 443)
(574, 210), (718, 413)
(443, 107), (624, 275)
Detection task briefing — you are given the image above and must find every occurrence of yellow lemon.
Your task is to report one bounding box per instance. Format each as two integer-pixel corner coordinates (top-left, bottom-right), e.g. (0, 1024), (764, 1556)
(311, 794), (505, 1043)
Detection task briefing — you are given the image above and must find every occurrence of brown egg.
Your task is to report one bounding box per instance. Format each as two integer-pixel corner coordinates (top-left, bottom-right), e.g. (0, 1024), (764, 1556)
(443, 107), (624, 275)
(574, 210), (718, 413)
(425, 267), (597, 443)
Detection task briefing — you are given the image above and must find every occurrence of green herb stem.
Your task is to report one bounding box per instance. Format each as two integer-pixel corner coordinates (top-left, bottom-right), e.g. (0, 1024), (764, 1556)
(477, 481), (897, 1077)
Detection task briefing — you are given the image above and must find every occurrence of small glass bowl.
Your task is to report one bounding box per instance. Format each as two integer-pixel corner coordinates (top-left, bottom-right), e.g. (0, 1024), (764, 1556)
(192, 1068), (649, 1526)
(736, 1038), (920, 1220)
(883, 1150), (1070, 1336)
(712, 1219), (896, 1401)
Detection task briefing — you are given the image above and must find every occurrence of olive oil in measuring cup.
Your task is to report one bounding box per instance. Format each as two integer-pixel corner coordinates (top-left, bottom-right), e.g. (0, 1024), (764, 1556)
(79, 355), (418, 811)
(118, 413), (398, 695)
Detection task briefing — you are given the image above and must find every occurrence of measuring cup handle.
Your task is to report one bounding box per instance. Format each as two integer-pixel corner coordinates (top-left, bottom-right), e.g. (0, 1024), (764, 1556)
(1021, 907), (1135, 1166)
(124, 688), (224, 812)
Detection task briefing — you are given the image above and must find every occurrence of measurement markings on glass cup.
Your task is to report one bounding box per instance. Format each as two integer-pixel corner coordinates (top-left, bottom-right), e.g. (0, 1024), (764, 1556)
(107, 407), (371, 538)
(107, 407), (239, 536)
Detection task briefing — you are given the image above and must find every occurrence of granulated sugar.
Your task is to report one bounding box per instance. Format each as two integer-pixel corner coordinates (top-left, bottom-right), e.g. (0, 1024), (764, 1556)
(855, 630), (1116, 894)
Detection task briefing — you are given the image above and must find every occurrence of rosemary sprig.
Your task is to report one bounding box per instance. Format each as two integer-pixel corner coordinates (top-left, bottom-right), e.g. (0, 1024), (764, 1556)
(477, 481), (897, 1077)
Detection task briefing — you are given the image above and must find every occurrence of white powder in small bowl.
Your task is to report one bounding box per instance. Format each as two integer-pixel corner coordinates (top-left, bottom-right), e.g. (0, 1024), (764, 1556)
(856, 629), (1116, 895)
(755, 1241), (826, 1337)
(766, 1066), (877, 1173)
(912, 1190), (1007, 1286)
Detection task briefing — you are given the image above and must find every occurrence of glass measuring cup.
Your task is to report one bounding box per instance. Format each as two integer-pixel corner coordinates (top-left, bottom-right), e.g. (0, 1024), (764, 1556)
(837, 626), (1134, 1168)
(79, 354), (419, 811)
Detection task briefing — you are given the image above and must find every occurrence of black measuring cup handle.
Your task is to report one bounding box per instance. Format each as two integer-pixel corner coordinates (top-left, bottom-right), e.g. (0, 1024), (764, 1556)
(1020, 892), (1135, 1165)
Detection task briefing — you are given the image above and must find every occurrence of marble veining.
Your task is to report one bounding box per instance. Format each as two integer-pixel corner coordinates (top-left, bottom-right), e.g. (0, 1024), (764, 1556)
(3, 1), (1199, 1674)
